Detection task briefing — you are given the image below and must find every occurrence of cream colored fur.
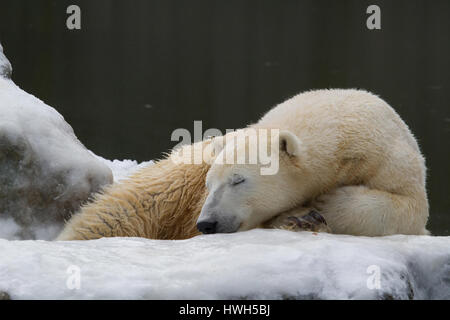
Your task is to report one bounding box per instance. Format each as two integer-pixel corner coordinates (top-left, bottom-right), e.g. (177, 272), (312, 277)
(203, 89), (429, 236)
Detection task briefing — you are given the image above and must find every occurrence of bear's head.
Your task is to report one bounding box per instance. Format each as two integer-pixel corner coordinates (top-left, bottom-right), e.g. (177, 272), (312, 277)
(197, 129), (308, 234)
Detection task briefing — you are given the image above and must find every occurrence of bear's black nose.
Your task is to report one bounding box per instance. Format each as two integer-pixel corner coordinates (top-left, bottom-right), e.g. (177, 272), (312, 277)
(197, 221), (217, 234)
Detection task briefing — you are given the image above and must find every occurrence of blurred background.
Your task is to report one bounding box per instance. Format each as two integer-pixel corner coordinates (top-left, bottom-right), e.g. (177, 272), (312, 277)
(0, 0), (449, 235)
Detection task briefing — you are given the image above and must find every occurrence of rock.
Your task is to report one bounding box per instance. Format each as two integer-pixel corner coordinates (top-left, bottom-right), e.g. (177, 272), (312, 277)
(0, 45), (113, 240)
(0, 230), (448, 299)
(0, 291), (11, 300)
(0, 43), (12, 79)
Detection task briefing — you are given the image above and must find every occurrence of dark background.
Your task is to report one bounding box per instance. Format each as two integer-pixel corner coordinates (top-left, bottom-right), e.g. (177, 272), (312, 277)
(0, 0), (449, 235)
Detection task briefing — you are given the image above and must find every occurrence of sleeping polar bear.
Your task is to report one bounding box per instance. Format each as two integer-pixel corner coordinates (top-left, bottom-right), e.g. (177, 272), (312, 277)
(197, 89), (429, 236)
(58, 89), (429, 240)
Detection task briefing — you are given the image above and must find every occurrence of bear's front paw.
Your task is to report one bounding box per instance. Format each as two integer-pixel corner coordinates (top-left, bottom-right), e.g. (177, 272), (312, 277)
(284, 210), (331, 233)
(262, 207), (331, 233)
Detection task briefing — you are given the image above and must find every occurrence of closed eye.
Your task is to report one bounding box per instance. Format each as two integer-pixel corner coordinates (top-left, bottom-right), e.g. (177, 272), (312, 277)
(230, 174), (246, 186)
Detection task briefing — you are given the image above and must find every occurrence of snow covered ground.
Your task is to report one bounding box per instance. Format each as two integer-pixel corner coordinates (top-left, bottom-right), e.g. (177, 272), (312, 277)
(0, 230), (449, 300)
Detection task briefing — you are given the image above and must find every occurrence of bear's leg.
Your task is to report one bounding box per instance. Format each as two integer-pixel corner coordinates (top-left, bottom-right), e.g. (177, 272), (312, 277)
(314, 185), (429, 236)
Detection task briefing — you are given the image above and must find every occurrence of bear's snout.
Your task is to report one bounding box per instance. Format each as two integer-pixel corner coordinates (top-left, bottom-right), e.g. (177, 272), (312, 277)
(197, 220), (217, 234)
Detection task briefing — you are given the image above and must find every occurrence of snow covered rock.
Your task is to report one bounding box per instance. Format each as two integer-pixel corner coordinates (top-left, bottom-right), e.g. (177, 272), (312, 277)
(0, 230), (448, 300)
(0, 43), (155, 241)
(0, 43), (12, 79)
(0, 65), (113, 240)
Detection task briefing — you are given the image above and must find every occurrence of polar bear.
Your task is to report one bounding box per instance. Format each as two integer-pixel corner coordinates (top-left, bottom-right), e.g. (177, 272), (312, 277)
(197, 89), (429, 236)
(58, 89), (429, 240)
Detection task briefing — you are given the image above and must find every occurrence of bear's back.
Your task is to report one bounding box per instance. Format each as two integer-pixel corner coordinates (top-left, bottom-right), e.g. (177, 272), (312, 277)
(255, 89), (420, 155)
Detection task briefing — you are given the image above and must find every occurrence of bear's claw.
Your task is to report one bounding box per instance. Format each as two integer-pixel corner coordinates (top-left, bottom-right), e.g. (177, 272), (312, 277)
(286, 210), (330, 232)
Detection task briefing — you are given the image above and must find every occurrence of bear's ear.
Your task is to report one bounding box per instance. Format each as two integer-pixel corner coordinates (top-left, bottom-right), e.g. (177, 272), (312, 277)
(279, 130), (303, 157)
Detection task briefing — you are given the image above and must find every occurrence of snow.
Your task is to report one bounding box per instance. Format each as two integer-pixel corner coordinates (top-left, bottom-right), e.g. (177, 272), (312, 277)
(0, 76), (114, 240)
(0, 77), (112, 189)
(93, 154), (153, 182)
(0, 230), (448, 300)
(0, 217), (22, 240)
